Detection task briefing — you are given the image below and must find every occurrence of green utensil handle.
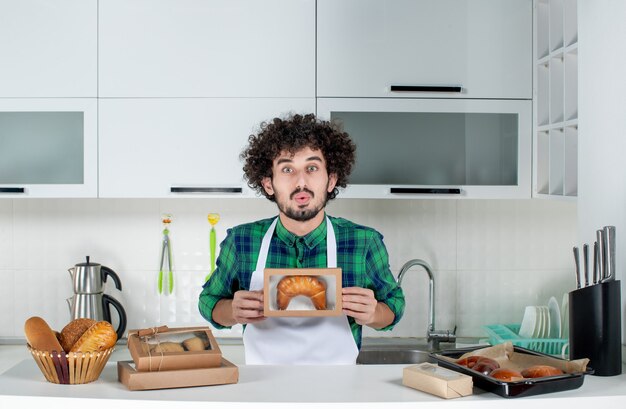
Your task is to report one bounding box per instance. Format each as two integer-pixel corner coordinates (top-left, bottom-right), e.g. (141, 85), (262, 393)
(168, 270), (174, 294)
(210, 228), (216, 272)
(158, 271), (163, 294)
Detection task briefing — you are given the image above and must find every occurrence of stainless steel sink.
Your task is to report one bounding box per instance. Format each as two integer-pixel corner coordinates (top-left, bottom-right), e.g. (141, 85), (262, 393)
(356, 347), (435, 365)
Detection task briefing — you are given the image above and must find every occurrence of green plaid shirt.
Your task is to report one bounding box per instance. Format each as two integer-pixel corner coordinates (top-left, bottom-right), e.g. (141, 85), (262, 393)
(198, 214), (405, 348)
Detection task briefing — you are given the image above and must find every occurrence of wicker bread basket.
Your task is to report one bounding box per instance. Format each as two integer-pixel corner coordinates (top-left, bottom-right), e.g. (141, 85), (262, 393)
(28, 345), (114, 384)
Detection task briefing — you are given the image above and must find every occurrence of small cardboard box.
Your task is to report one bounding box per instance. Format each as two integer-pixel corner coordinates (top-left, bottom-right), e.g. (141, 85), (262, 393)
(117, 358), (238, 391)
(264, 267), (342, 317)
(403, 363), (473, 399)
(127, 326), (222, 372)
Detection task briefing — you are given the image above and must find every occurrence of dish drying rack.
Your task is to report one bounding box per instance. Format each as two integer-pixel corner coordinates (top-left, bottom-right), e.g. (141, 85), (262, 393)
(483, 324), (568, 356)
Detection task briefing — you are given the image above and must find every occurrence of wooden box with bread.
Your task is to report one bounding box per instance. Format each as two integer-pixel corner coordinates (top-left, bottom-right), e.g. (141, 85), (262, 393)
(264, 267), (342, 317)
(127, 326), (222, 372)
(24, 316), (118, 384)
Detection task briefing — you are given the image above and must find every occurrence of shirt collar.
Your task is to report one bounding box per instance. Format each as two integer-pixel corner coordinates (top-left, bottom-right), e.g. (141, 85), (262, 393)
(275, 214), (328, 249)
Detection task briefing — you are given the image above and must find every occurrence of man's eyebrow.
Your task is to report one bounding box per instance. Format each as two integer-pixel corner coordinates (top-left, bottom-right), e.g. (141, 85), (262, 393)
(276, 158), (293, 165)
(306, 156), (323, 162)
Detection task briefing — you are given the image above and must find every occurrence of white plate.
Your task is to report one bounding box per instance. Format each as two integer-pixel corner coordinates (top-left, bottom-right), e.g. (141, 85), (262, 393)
(561, 293), (569, 339)
(519, 306), (537, 338)
(532, 306), (544, 338)
(541, 306), (550, 338)
(548, 296), (561, 338)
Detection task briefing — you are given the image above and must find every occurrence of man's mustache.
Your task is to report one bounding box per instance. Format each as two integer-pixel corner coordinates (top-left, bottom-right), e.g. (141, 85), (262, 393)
(290, 187), (315, 200)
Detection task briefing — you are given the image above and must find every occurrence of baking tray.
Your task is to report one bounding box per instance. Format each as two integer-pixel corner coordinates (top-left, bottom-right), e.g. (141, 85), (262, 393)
(429, 345), (593, 398)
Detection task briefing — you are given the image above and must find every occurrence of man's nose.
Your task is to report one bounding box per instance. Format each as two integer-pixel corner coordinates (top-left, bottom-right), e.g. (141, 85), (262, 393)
(295, 170), (307, 188)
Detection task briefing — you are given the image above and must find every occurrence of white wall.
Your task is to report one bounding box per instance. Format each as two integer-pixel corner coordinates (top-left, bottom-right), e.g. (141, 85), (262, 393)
(578, 0), (626, 343)
(0, 198), (576, 341)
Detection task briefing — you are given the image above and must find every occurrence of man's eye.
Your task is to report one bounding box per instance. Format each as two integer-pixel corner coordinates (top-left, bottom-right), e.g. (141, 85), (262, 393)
(307, 165), (318, 172)
(281, 167), (293, 173)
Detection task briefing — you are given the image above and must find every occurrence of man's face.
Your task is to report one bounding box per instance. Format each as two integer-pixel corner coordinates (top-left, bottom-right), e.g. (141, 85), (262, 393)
(262, 147), (338, 222)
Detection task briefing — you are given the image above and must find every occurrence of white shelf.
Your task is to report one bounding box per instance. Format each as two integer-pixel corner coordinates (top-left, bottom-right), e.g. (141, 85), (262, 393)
(533, 0), (578, 199)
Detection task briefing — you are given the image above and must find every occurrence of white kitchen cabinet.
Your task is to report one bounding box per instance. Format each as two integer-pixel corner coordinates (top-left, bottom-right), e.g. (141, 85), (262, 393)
(318, 98), (532, 199)
(99, 98), (315, 198)
(0, 0), (97, 97)
(99, 0), (315, 98)
(0, 99), (98, 198)
(533, 0), (578, 199)
(317, 0), (532, 99)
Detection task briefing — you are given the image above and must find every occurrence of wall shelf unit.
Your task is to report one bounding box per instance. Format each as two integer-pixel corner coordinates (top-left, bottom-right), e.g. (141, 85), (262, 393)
(534, 0), (578, 200)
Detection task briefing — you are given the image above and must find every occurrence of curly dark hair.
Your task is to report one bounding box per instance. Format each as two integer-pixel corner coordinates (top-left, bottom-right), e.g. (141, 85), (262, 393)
(241, 113), (356, 201)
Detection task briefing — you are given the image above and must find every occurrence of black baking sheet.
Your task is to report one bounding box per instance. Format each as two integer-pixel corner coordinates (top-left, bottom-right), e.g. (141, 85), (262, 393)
(429, 345), (593, 398)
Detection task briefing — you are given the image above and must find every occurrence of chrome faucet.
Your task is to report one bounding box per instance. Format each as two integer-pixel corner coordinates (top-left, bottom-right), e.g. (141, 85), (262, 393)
(397, 259), (456, 350)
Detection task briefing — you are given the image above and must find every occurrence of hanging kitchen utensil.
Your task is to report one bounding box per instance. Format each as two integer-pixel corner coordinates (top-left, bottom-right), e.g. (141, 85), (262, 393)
(205, 213), (220, 282)
(158, 213), (174, 295)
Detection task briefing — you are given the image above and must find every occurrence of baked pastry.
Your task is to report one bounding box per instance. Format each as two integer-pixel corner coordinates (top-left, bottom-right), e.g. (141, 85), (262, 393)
(521, 365), (563, 378)
(151, 342), (185, 353)
(276, 275), (327, 310)
(490, 368), (523, 381)
(183, 336), (208, 351)
(456, 355), (481, 368)
(59, 318), (96, 353)
(70, 321), (117, 352)
(472, 357), (500, 375)
(24, 316), (64, 352)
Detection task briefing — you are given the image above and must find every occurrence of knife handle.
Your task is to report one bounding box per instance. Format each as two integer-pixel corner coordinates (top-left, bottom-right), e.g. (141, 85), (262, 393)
(573, 246), (581, 289)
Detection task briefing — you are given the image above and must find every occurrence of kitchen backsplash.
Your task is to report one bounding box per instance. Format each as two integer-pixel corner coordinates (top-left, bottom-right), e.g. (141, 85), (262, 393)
(0, 198), (577, 341)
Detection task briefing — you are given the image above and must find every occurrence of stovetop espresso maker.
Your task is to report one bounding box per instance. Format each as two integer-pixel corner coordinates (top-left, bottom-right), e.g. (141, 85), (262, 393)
(66, 256), (127, 340)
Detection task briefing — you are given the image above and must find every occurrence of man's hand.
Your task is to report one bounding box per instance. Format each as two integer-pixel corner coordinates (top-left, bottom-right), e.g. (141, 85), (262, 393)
(213, 290), (266, 327)
(342, 287), (394, 329)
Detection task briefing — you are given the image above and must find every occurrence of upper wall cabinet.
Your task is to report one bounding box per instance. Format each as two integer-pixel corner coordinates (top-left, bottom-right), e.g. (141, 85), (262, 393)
(99, 98), (315, 198)
(317, 0), (532, 99)
(0, 99), (98, 198)
(99, 0), (315, 98)
(0, 0), (97, 97)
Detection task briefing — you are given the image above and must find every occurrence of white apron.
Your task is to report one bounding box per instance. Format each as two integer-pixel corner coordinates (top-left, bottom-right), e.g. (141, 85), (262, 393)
(243, 216), (359, 365)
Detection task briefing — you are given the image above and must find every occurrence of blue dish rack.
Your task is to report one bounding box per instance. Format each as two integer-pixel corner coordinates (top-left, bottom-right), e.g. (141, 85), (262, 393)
(483, 324), (568, 356)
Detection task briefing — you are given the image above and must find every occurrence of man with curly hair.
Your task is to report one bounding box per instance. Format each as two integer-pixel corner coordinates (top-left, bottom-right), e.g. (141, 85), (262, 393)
(199, 113), (404, 364)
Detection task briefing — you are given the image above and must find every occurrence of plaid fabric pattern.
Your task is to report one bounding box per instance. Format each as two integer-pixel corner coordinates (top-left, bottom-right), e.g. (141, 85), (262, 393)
(198, 214), (405, 348)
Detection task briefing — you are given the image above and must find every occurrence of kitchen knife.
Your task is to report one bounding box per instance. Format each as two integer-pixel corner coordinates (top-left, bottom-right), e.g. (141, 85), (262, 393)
(573, 246), (581, 289)
(600, 226), (616, 283)
(583, 243), (589, 287)
(596, 229), (606, 282)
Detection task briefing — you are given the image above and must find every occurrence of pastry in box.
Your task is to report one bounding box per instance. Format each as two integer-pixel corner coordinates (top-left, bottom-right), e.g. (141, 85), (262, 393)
(127, 326), (222, 372)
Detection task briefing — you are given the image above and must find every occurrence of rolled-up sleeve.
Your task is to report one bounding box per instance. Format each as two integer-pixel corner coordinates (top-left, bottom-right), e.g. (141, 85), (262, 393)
(365, 231), (405, 331)
(198, 231), (239, 329)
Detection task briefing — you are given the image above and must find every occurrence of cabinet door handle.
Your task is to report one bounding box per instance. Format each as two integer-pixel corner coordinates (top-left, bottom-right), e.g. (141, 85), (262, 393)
(170, 187), (243, 194)
(0, 187), (25, 193)
(390, 85), (462, 93)
(390, 188), (461, 195)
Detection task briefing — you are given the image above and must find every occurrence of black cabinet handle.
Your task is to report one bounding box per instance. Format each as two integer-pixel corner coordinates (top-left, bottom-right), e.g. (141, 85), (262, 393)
(170, 187), (243, 194)
(390, 85), (462, 93)
(0, 187), (25, 193)
(390, 188), (461, 194)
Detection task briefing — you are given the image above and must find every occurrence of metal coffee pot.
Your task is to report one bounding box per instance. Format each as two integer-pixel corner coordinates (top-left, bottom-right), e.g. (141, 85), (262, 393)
(66, 256), (127, 340)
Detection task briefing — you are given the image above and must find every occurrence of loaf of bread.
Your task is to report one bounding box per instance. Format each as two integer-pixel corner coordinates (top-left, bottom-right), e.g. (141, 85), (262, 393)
(59, 318), (96, 353)
(521, 365), (563, 378)
(24, 316), (64, 352)
(276, 275), (327, 310)
(70, 321), (117, 352)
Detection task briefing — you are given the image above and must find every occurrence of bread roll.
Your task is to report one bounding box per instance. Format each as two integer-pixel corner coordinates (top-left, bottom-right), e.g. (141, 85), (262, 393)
(183, 336), (208, 351)
(59, 318), (96, 353)
(472, 357), (500, 375)
(151, 342), (185, 353)
(70, 321), (117, 352)
(521, 365), (563, 378)
(276, 275), (327, 310)
(490, 368), (523, 381)
(24, 316), (64, 352)
(456, 355), (481, 368)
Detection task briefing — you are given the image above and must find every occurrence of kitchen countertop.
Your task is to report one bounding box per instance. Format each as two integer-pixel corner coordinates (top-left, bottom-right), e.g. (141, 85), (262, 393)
(1, 343), (626, 409)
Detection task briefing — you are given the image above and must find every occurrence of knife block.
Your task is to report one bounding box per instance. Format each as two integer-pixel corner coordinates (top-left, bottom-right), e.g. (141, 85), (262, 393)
(569, 280), (622, 376)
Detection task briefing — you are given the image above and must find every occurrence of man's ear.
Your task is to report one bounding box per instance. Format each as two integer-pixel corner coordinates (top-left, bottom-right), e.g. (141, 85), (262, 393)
(327, 173), (338, 193)
(262, 177), (274, 196)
